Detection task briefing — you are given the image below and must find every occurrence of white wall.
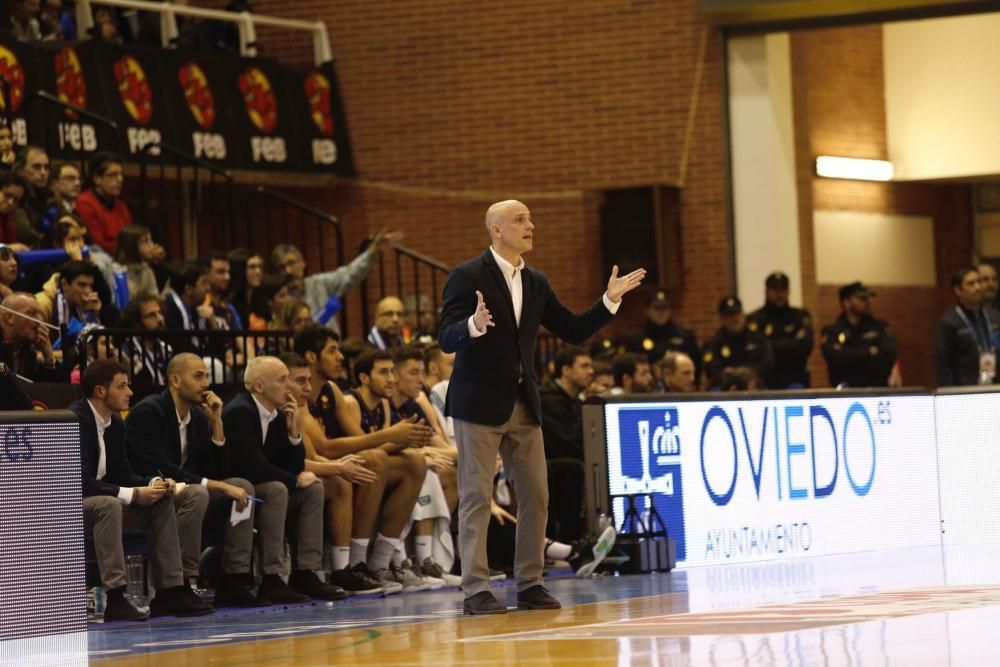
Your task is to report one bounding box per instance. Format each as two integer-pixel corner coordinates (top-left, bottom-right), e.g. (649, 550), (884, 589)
(727, 34), (803, 310)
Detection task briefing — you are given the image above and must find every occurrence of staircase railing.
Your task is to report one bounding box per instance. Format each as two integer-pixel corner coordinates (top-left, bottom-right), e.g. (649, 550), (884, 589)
(25, 90), (121, 174)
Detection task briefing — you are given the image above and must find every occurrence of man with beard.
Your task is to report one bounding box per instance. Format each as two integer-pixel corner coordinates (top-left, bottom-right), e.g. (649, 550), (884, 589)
(702, 297), (774, 389)
(934, 267), (1000, 386)
(747, 272), (814, 389)
(624, 288), (700, 379)
(125, 353), (270, 607)
(821, 282), (897, 387)
(978, 262), (1000, 312)
(12, 146), (50, 247)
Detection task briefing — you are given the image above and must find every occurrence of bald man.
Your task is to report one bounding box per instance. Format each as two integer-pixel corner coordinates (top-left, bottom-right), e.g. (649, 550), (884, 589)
(368, 295), (405, 350)
(439, 199), (646, 614)
(222, 356), (348, 602)
(0, 292), (65, 382)
(125, 353), (268, 607)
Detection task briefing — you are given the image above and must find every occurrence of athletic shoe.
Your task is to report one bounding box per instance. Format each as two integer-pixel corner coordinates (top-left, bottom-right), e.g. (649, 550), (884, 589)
(419, 557), (462, 587)
(354, 562), (403, 595)
(568, 525), (617, 578)
(330, 566), (384, 595)
(377, 562), (430, 593)
(489, 569), (507, 581)
(401, 559), (445, 590)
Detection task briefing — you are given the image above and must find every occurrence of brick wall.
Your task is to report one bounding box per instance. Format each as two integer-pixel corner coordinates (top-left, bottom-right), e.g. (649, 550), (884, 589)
(790, 25), (973, 388)
(199, 0), (732, 343)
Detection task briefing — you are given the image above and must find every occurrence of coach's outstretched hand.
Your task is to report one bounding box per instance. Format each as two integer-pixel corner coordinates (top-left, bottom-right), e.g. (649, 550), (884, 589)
(606, 265), (647, 302)
(472, 290), (495, 332)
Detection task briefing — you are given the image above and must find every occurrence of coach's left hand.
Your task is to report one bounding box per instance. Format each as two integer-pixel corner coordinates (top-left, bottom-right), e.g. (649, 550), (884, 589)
(606, 265), (647, 302)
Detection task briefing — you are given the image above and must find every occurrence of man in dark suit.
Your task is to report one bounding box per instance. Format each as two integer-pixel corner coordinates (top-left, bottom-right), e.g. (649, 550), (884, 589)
(71, 359), (213, 621)
(222, 355), (348, 602)
(438, 199), (645, 615)
(126, 352), (268, 607)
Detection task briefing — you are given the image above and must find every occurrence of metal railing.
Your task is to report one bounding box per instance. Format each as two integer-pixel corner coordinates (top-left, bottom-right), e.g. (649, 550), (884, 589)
(137, 142), (237, 260)
(75, 0), (332, 65)
(25, 90), (121, 173)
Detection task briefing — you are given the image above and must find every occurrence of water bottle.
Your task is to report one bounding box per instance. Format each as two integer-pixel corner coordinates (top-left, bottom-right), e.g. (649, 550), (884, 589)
(112, 267), (130, 310)
(126, 554), (144, 602)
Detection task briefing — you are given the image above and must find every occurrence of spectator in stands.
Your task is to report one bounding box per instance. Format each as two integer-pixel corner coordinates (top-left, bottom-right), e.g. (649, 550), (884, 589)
(585, 360), (614, 397)
(747, 272), (814, 389)
(222, 356), (348, 602)
(0, 173), (28, 251)
(227, 248), (264, 328)
(40, 0), (74, 40)
(0, 357), (32, 410)
(821, 282), (897, 388)
(660, 350), (696, 393)
(50, 163), (82, 215)
(610, 352), (654, 395)
(292, 325), (434, 595)
(403, 293), (437, 344)
(0, 292), (65, 381)
(271, 297), (312, 338)
(270, 229), (403, 334)
(77, 153), (132, 255)
(934, 267), (1000, 387)
(205, 251), (242, 329)
(248, 272), (288, 331)
(36, 259), (118, 348)
(0, 245), (22, 299)
(342, 349), (432, 591)
(979, 262), (1000, 312)
(126, 353), (270, 607)
(702, 297), (774, 389)
(0, 126), (16, 170)
(12, 145), (51, 247)
(115, 224), (159, 301)
(720, 366), (762, 391)
(368, 296), (405, 350)
(624, 288), (701, 381)
(164, 261), (214, 335)
(10, 0), (42, 41)
(390, 345), (459, 585)
(38, 213), (117, 304)
(71, 359), (214, 621)
(118, 294), (172, 395)
(279, 351), (386, 596)
(540, 346), (592, 543)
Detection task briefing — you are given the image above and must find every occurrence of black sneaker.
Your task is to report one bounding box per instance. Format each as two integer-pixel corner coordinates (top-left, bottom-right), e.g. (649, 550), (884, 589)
(463, 591), (507, 615)
(103, 586), (149, 622)
(330, 566), (383, 595)
(259, 574), (311, 604)
(214, 574), (271, 608)
(516, 585), (561, 610)
(288, 570), (348, 601)
(351, 561), (402, 595)
(150, 586), (215, 618)
(568, 525), (617, 578)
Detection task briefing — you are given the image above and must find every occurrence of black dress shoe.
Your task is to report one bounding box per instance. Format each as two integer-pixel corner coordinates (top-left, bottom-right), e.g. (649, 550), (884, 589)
(516, 585), (561, 610)
(103, 587), (149, 622)
(214, 574), (271, 608)
(289, 570), (348, 601)
(259, 574), (311, 604)
(150, 586), (215, 617)
(463, 591), (507, 615)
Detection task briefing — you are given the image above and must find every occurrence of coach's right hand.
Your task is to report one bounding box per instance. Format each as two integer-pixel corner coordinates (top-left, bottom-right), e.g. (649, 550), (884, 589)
(472, 290), (494, 333)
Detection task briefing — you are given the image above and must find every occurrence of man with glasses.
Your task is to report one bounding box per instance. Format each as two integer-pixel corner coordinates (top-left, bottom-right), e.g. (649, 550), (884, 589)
(270, 229), (403, 336)
(368, 296), (405, 350)
(12, 145), (50, 247)
(77, 153), (132, 255)
(51, 163), (82, 215)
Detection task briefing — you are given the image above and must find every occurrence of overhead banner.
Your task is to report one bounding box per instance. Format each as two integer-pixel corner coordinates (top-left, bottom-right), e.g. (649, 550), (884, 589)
(595, 395), (942, 567)
(0, 36), (353, 174)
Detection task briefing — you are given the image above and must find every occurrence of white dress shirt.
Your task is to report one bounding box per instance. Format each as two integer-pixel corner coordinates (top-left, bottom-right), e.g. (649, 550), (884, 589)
(252, 395), (302, 446)
(468, 246), (621, 337)
(87, 399), (135, 505)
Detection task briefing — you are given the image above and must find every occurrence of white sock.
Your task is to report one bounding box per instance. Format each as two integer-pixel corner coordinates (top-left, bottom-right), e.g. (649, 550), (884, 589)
(349, 538), (370, 567)
(391, 547), (405, 568)
(332, 546), (350, 571)
(545, 540), (572, 560)
(368, 533), (402, 573)
(414, 535), (433, 562)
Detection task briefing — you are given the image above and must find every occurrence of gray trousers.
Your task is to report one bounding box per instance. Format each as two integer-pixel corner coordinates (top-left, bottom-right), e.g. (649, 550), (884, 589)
(455, 396), (548, 596)
(83, 494), (184, 591)
(173, 479), (256, 577)
(253, 480), (324, 574)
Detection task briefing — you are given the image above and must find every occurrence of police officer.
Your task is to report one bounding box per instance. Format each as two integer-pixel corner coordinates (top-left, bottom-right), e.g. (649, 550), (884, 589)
(820, 282), (897, 387)
(702, 296), (773, 389)
(747, 272), (814, 389)
(934, 266), (1000, 386)
(624, 288), (700, 378)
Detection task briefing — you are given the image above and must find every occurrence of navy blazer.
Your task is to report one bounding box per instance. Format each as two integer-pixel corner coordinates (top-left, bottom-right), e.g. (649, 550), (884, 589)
(222, 391), (304, 490)
(438, 248), (615, 426)
(69, 399), (149, 499)
(125, 390), (231, 484)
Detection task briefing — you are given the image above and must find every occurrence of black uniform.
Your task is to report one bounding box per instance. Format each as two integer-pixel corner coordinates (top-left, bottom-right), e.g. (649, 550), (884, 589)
(933, 305), (1000, 387)
(624, 319), (701, 378)
(747, 303), (814, 389)
(820, 314), (897, 387)
(701, 327), (774, 388)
